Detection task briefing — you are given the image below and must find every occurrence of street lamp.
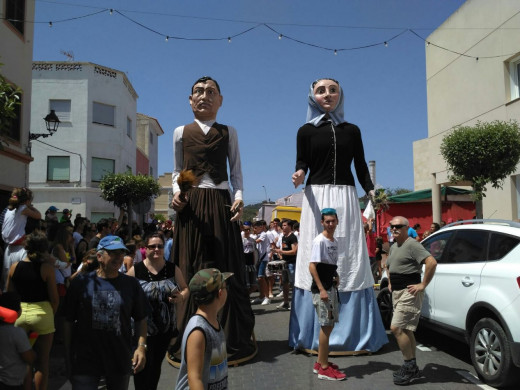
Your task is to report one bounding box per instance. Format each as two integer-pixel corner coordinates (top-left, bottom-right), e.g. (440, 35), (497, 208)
(29, 110), (61, 141)
(262, 185), (268, 202)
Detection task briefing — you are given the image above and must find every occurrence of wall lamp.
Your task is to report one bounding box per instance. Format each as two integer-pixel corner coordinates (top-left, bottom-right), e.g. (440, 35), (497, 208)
(29, 110), (61, 141)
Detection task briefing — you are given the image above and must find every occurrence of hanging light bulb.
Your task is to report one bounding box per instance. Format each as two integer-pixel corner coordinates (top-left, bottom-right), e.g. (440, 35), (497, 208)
(109, 9), (113, 15)
(334, 49), (337, 55)
(278, 34), (283, 40)
(476, 57), (479, 62)
(426, 41), (430, 47)
(49, 21), (53, 27)
(384, 41), (388, 47)
(165, 36), (169, 42)
(228, 37), (231, 43)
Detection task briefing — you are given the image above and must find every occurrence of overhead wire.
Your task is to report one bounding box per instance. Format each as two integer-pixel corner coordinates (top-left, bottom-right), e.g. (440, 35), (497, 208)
(2, 5), (518, 58)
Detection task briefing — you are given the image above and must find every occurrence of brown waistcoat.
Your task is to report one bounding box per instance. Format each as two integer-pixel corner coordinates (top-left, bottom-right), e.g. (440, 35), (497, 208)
(182, 122), (229, 185)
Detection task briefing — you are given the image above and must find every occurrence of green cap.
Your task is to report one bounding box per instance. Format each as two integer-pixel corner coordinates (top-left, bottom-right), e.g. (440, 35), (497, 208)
(189, 268), (233, 304)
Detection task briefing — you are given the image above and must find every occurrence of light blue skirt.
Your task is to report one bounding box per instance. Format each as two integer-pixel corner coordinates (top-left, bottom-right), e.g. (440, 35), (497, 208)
(289, 286), (388, 352)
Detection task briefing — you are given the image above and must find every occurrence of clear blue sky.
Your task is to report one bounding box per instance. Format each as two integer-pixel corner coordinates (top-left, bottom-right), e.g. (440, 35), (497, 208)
(32, 0), (466, 205)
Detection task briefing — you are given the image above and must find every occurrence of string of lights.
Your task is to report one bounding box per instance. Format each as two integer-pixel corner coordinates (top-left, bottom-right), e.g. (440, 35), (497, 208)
(3, 6), (518, 58)
(409, 29), (517, 60)
(35, 0), (520, 30)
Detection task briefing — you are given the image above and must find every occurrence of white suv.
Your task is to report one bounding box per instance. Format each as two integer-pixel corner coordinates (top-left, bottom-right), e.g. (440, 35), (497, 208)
(377, 220), (520, 388)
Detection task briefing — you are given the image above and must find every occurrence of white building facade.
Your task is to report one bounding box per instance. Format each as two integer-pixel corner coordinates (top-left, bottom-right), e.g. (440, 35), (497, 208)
(413, 0), (520, 221)
(0, 0), (35, 204)
(29, 62), (140, 221)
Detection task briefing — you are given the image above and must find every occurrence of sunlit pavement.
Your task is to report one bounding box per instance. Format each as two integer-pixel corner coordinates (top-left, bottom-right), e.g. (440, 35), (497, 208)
(49, 288), (501, 390)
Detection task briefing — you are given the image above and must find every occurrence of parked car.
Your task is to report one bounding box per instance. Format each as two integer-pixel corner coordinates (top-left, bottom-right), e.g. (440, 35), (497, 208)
(377, 219), (520, 388)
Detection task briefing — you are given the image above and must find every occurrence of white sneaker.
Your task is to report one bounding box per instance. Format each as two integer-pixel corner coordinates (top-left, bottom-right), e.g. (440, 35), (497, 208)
(276, 291), (284, 298)
(261, 298), (271, 305)
(250, 298), (262, 304)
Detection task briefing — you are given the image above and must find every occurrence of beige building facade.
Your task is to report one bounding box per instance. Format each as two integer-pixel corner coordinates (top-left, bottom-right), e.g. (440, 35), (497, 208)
(414, 0), (520, 221)
(0, 0), (35, 204)
(155, 172), (174, 220)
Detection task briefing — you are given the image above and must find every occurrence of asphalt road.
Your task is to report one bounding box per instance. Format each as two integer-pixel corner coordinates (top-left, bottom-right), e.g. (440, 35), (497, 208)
(49, 288), (507, 390)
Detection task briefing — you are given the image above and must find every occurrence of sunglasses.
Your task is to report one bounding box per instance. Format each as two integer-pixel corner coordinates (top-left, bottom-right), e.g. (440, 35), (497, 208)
(390, 224), (406, 230)
(146, 244), (164, 250)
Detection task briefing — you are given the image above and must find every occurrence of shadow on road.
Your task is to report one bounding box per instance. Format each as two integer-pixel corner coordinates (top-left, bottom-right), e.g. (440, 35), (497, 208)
(252, 339), (294, 363)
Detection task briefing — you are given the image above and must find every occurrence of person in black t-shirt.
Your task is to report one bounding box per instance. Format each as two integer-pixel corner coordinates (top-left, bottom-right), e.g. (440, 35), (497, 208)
(274, 219), (298, 309)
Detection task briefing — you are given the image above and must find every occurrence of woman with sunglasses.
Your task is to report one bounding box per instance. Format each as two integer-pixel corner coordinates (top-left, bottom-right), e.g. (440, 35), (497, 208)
(127, 233), (188, 390)
(289, 78), (387, 360)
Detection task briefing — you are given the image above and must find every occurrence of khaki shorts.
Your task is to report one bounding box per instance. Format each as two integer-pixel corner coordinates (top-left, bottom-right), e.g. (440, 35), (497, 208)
(15, 301), (55, 335)
(391, 289), (424, 331)
(312, 287), (339, 327)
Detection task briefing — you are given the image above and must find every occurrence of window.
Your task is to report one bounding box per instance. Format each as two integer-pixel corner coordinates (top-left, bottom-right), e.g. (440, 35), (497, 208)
(92, 157), (114, 182)
(127, 117), (132, 138)
(93, 102), (115, 126)
(488, 233), (520, 260)
(47, 156), (70, 181)
(149, 131), (153, 144)
(509, 54), (520, 100)
(90, 212), (114, 223)
(446, 230), (488, 263)
(126, 165), (132, 173)
(6, 0), (25, 36)
(149, 166), (153, 176)
(50, 99), (71, 122)
(422, 232), (453, 262)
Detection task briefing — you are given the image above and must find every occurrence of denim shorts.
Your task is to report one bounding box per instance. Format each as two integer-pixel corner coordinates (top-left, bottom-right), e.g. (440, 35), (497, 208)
(257, 261), (268, 278)
(281, 263), (295, 285)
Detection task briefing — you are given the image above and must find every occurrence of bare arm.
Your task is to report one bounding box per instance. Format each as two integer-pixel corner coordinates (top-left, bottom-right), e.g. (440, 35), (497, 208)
(186, 329), (206, 390)
(309, 262), (328, 301)
(21, 203), (41, 220)
(54, 244), (68, 263)
(123, 256), (134, 274)
(407, 256), (437, 295)
(132, 318), (147, 373)
(20, 349), (36, 365)
(278, 242), (298, 257)
(6, 262), (19, 293)
(170, 265), (189, 303)
(126, 265), (136, 277)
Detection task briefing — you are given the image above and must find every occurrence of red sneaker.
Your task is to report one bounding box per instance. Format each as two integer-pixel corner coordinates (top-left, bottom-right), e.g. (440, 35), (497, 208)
(313, 361), (339, 374)
(318, 365), (346, 381)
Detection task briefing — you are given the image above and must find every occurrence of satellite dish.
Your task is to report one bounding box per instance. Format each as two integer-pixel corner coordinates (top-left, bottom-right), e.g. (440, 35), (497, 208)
(133, 198), (152, 214)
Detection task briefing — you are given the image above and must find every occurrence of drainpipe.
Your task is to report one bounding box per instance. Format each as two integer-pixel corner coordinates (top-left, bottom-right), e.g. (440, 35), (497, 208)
(431, 173), (442, 224)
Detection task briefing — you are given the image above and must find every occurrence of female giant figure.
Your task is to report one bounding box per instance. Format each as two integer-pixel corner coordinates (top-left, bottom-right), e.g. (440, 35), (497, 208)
(289, 78), (387, 353)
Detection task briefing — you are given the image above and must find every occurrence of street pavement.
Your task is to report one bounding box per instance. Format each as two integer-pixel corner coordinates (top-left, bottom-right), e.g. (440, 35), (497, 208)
(49, 288), (500, 390)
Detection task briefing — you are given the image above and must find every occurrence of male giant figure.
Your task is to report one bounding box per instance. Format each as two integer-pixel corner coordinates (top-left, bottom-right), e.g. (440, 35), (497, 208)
(171, 76), (256, 362)
(386, 216), (437, 385)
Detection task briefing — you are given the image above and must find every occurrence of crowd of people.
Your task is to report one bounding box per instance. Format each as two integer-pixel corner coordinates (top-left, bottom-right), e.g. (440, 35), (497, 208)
(0, 188), (181, 390)
(0, 76), (440, 389)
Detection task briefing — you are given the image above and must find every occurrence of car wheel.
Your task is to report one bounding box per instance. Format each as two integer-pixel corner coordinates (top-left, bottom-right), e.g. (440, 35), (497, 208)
(376, 287), (392, 329)
(470, 318), (519, 387)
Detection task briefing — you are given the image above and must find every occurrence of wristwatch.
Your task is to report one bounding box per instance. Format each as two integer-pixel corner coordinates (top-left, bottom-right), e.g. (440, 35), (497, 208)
(138, 343), (148, 351)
